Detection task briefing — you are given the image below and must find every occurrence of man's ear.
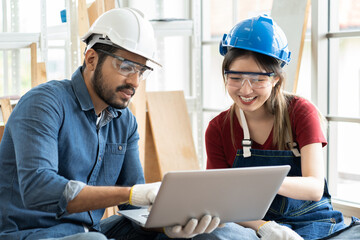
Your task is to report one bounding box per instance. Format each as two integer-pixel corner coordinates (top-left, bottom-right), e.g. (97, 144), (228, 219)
(84, 49), (98, 71)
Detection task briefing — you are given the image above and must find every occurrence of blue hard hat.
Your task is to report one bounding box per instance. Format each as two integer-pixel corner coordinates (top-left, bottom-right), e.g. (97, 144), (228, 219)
(219, 15), (291, 67)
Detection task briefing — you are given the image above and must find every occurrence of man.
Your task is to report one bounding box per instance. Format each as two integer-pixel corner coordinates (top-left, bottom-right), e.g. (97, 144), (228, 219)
(0, 7), (226, 240)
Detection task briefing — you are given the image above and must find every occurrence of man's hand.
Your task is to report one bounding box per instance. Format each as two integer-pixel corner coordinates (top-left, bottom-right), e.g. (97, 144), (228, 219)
(164, 215), (220, 238)
(257, 221), (303, 240)
(129, 182), (161, 206)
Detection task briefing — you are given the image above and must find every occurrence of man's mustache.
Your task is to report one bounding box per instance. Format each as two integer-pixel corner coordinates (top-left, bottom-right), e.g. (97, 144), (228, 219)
(116, 85), (135, 97)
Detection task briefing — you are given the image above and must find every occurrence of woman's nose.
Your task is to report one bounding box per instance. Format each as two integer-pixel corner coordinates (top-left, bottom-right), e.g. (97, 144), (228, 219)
(239, 79), (253, 94)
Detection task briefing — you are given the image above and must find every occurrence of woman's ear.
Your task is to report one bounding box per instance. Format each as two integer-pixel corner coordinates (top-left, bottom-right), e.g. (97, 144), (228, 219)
(84, 49), (98, 72)
(272, 76), (280, 87)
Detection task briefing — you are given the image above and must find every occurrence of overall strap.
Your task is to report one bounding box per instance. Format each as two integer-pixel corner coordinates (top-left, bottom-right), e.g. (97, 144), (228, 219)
(239, 109), (252, 158)
(239, 108), (300, 158)
(286, 131), (301, 157)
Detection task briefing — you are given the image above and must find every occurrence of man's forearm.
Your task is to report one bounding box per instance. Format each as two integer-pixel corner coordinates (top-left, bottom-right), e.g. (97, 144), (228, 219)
(66, 185), (131, 213)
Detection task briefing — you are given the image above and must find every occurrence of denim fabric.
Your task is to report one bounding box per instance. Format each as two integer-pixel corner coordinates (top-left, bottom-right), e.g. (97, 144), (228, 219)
(0, 67), (145, 240)
(101, 215), (159, 240)
(102, 215), (259, 240)
(40, 232), (108, 240)
(232, 148), (347, 240)
(192, 222), (259, 240)
(320, 217), (360, 240)
(37, 215), (259, 240)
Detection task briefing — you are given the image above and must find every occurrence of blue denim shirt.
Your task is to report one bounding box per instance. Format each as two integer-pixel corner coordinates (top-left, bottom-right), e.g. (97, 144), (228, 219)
(0, 67), (145, 239)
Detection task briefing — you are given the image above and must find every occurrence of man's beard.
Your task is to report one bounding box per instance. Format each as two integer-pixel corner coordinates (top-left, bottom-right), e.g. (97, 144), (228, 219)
(92, 65), (136, 109)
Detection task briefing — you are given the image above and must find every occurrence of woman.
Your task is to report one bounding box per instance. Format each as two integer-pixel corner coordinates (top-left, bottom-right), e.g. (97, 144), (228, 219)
(205, 15), (348, 240)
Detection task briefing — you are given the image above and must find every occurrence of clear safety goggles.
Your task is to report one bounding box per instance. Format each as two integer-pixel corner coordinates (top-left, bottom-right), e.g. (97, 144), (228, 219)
(224, 71), (275, 89)
(97, 49), (153, 81)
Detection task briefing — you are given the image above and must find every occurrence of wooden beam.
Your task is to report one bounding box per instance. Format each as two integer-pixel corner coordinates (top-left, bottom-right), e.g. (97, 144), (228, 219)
(31, 62), (47, 88)
(30, 42), (37, 88)
(0, 125), (4, 143)
(0, 98), (12, 125)
(78, 0), (90, 64)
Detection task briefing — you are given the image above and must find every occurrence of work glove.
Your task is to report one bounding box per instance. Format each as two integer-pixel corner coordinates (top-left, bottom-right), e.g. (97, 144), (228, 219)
(129, 182), (161, 206)
(164, 215), (221, 239)
(257, 221), (303, 240)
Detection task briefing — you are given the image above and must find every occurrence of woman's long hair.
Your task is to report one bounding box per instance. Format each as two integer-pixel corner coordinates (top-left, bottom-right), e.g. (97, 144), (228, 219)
(222, 48), (295, 150)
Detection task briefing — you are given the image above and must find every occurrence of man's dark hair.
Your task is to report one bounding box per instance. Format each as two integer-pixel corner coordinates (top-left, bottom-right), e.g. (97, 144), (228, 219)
(82, 42), (120, 70)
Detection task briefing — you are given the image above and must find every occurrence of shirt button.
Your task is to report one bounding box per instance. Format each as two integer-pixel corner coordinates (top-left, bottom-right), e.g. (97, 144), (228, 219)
(98, 157), (101, 161)
(118, 145), (122, 151)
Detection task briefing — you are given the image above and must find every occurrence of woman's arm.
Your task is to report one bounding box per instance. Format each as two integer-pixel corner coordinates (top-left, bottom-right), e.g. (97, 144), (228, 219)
(238, 220), (266, 231)
(278, 142), (325, 201)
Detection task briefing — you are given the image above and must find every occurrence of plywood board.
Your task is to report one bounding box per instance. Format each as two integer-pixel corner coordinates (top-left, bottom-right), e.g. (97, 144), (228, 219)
(145, 91), (199, 182)
(129, 80), (147, 168)
(271, 0), (310, 93)
(144, 110), (161, 182)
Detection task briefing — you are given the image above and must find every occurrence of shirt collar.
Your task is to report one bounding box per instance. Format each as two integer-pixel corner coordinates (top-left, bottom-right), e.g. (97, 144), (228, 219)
(71, 67), (122, 118)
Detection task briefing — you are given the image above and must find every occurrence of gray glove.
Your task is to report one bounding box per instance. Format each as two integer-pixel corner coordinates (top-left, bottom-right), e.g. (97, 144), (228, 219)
(257, 221), (303, 240)
(164, 215), (220, 239)
(129, 182), (161, 206)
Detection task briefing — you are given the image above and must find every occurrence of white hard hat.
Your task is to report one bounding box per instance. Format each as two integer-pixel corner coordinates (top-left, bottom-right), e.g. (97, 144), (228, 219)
(82, 8), (161, 66)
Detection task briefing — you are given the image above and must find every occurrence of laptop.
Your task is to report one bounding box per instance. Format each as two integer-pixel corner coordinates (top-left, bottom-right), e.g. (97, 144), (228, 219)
(118, 165), (290, 228)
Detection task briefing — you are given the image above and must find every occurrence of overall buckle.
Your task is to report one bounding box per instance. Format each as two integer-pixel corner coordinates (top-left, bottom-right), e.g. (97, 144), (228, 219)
(242, 139), (252, 147)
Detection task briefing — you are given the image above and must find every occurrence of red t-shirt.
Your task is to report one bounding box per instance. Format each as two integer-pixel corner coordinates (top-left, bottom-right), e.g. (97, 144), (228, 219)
(205, 96), (327, 169)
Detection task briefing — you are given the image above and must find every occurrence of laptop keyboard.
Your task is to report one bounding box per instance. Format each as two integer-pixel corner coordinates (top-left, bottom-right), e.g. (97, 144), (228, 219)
(141, 214), (149, 219)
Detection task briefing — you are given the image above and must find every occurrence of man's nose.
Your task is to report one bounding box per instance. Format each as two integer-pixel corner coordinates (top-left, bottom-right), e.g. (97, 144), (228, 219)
(125, 72), (140, 89)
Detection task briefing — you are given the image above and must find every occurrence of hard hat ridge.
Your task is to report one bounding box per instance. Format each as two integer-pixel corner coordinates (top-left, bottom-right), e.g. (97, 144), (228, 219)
(219, 14), (291, 68)
(82, 7), (161, 67)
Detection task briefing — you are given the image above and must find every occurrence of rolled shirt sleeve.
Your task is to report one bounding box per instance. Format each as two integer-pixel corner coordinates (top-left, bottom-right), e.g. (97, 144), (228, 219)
(57, 180), (87, 218)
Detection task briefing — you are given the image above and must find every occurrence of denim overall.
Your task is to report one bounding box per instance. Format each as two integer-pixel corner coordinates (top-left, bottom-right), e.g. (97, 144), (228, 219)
(232, 109), (347, 240)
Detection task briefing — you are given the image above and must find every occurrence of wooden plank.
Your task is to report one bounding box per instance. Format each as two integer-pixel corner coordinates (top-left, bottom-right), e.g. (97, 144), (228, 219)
(0, 98), (12, 125)
(101, 205), (119, 220)
(129, 80), (147, 168)
(145, 91), (199, 181)
(271, 0), (310, 93)
(144, 110), (161, 182)
(0, 125), (4, 143)
(104, 0), (115, 11)
(30, 42), (37, 89)
(87, 0), (105, 26)
(78, 0), (90, 63)
(87, 2), (98, 26)
(32, 62), (47, 87)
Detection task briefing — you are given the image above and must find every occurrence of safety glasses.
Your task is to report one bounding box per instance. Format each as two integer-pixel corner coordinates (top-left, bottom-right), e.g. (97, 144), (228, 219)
(224, 71), (275, 89)
(97, 49), (153, 81)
